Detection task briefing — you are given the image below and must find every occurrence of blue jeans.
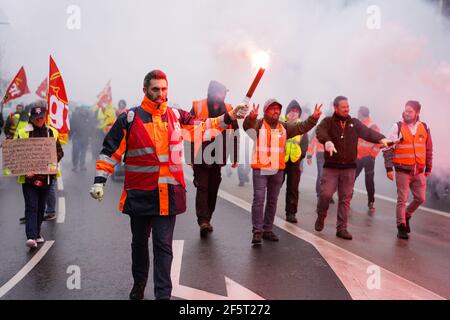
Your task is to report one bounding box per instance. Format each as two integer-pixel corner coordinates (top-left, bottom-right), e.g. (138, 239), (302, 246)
(22, 183), (49, 239)
(130, 215), (176, 300)
(251, 169), (284, 233)
(46, 179), (56, 214)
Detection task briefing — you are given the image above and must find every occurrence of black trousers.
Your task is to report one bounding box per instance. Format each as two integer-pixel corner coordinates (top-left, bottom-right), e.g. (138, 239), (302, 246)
(283, 160), (302, 216)
(193, 164), (222, 225)
(130, 215), (176, 300)
(355, 156), (376, 204)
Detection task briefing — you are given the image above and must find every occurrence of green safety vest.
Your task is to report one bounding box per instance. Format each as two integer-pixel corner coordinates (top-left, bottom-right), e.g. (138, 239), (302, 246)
(8, 113), (21, 136)
(284, 135), (303, 163)
(282, 115), (303, 163)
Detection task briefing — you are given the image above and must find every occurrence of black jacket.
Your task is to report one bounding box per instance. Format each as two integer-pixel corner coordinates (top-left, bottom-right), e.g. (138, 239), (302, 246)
(316, 113), (385, 169)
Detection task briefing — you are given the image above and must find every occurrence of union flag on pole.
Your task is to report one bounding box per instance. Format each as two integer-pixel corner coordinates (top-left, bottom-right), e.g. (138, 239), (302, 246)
(47, 56), (70, 144)
(35, 77), (48, 99)
(96, 80), (112, 112)
(2, 66), (30, 103)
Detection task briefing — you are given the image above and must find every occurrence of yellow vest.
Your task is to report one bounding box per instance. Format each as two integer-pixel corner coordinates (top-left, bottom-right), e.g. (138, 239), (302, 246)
(285, 134), (303, 163)
(281, 115), (303, 163)
(14, 119), (30, 139)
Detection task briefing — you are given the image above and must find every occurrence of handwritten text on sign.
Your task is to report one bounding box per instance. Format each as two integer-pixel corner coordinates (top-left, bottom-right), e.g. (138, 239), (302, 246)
(2, 138), (57, 176)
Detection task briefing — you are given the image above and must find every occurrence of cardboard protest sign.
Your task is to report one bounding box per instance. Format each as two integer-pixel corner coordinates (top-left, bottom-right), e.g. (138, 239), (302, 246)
(2, 138), (57, 176)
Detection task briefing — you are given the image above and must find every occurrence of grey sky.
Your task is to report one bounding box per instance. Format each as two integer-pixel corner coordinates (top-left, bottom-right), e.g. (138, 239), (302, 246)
(0, 0), (449, 168)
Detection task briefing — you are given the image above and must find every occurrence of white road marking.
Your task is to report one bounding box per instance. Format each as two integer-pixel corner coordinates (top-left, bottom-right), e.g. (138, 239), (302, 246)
(303, 174), (450, 218)
(186, 174), (445, 300)
(56, 197), (66, 223)
(57, 176), (64, 191)
(171, 240), (264, 300)
(0, 241), (55, 299)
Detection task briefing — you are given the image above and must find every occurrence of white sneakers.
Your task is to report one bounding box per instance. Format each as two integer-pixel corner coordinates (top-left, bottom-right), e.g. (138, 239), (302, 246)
(26, 239), (38, 248)
(26, 237), (45, 248)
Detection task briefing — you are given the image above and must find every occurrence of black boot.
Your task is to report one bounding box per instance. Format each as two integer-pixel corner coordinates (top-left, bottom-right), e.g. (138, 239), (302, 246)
(129, 283), (146, 300)
(286, 214), (298, 224)
(406, 217), (411, 233)
(315, 215), (325, 232)
(397, 224), (409, 240)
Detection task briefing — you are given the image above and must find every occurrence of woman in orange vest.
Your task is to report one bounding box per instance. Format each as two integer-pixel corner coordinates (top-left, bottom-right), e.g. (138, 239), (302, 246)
(89, 70), (246, 300)
(243, 99), (322, 245)
(384, 101), (433, 240)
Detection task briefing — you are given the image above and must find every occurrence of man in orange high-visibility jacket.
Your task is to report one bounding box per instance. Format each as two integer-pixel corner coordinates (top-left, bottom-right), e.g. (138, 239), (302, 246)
(355, 106), (381, 211)
(188, 80), (239, 238)
(384, 101), (433, 240)
(243, 99), (322, 245)
(89, 70), (246, 300)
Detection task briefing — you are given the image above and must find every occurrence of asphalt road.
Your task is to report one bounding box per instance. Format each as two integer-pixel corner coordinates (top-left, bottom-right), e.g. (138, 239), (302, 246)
(0, 143), (449, 300)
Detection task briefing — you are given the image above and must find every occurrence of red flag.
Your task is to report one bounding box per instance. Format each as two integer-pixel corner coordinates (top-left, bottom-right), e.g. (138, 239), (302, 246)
(47, 56), (70, 144)
(2, 66), (30, 103)
(35, 77), (48, 99)
(96, 81), (112, 111)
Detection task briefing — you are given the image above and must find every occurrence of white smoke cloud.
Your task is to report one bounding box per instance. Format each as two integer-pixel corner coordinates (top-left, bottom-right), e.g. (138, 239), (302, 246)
(0, 0), (449, 171)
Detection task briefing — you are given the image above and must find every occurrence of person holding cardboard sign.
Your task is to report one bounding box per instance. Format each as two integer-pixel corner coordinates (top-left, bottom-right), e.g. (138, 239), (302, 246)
(15, 103), (64, 249)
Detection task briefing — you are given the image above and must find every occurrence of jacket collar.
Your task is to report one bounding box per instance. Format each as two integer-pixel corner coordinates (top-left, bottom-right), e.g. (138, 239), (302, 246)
(333, 112), (351, 122)
(141, 95), (168, 116)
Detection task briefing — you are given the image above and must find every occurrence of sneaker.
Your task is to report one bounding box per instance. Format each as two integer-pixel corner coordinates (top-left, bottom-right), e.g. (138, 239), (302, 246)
(397, 224), (409, 239)
(406, 217), (411, 233)
(129, 283), (145, 300)
(36, 236), (45, 244)
(286, 214), (298, 224)
(44, 213), (57, 221)
(19, 217), (26, 224)
(80, 167), (87, 171)
(368, 202), (375, 211)
(336, 229), (353, 240)
(262, 231), (279, 242)
(200, 223), (210, 238)
(251, 231), (262, 245)
(315, 216), (325, 232)
(26, 239), (38, 248)
(238, 181), (245, 187)
(72, 167), (78, 172)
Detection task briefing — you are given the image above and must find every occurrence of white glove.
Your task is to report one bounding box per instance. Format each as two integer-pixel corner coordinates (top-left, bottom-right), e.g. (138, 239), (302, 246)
(325, 141), (338, 156)
(90, 183), (104, 202)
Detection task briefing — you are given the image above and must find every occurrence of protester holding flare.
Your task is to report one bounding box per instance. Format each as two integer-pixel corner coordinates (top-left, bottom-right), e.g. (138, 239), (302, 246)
(243, 100), (322, 245)
(89, 70), (247, 300)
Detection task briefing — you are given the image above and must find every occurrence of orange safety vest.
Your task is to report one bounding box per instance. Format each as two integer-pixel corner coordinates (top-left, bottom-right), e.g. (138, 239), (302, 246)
(393, 122), (427, 166)
(119, 107), (185, 216)
(190, 99), (233, 139)
(187, 99), (233, 156)
(251, 120), (287, 171)
(357, 118), (380, 159)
